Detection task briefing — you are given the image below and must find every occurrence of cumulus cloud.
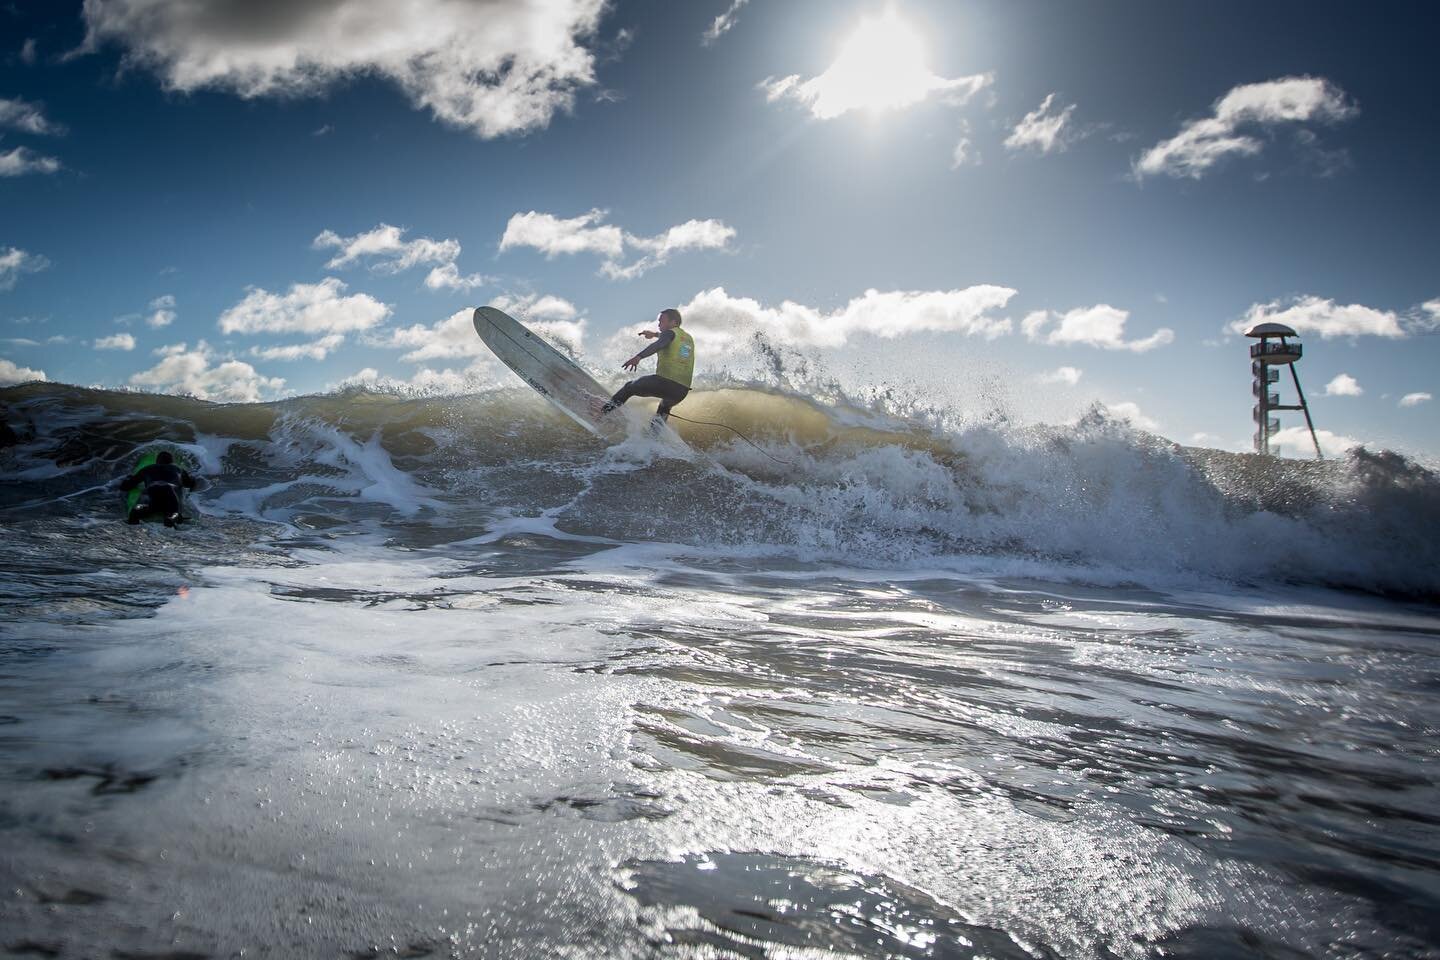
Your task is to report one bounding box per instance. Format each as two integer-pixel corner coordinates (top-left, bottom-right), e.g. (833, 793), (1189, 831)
(1135, 76), (1356, 179)
(1231, 296), (1404, 339)
(128, 341), (285, 402)
(1023, 305), (1174, 352)
(0, 247), (50, 290)
(0, 357), (46, 385)
(94, 332), (136, 351)
(332, 363), (499, 396)
(1038, 366), (1083, 385)
(424, 263), (490, 292)
(147, 294), (177, 328)
(1100, 401), (1160, 432)
(0, 96), (64, 135)
(760, 9), (991, 120)
(1005, 93), (1079, 154)
(1323, 373), (1362, 397)
(0, 146), (61, 176)
(606, 285), (1017, 367)
(1270, 426), (1362, 458)
(315, 223), (491, 292)
(250, 334), (345, 361)
(78, 0), (607, 138)
(1400, 392), (1432, 408)
(377, 295), (584, 363)
(500, 209), (735, 280)
(501, 209), (625, 259)
(703, 0), (750, 45)
(314, 224), (460, 273)
(218, 278), (390, 335)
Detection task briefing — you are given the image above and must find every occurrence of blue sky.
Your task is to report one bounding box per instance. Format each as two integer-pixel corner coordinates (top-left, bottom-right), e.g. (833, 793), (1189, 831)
(1, 0), (1437, 458)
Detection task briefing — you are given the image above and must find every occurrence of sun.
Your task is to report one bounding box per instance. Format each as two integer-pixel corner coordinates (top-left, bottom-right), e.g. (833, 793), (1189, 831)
(807, 8), (942, 118)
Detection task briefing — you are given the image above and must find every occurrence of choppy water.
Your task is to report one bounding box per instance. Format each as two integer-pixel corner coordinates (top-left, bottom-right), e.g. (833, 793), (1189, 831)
(2, 381), (1438, 959)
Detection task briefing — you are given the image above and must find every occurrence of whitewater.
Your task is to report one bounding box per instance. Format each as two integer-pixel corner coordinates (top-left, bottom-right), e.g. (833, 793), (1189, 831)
(1, 378), (1438, 959)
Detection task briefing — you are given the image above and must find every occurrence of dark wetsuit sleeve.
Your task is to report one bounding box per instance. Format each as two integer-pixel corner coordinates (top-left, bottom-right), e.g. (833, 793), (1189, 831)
(119, 472), (140, 492)
(632, 328), (674, 362)
(181, 471), (197, 490)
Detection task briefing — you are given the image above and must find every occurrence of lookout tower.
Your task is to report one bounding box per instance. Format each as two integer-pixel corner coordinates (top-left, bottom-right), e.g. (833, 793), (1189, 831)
(1247, 322), (1322, 458)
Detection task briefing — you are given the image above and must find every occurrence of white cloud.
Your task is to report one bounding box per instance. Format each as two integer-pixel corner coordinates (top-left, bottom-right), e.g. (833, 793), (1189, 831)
(951, 138), (977, 168)
(218, 278), (390, 335)
(146, 294), (177, 328)
(78, 0), (607, 138)
(0, 146), (61, 177)
(1323, 373), (1362, 396)
(601, 219), (738, 280)
(250, 334), (344, 361)
(1038, 366), (1083, 385)
(1023, 305), (1174, 352)
(377, 297), (584, 363)
(129, 341), (284, 402)
(0, 357), (46, 385)
(1136, 76), (1356, 179)
(0, 247), (50, 290)
(703, 0), (750, 45)
(616, 285), (1016, 365)
(1270, 426), (1363, 458)
(490, 293), (580, 323)
(424, 263), (490, 292)
(1400, 392), (1432, 408)
(1231, 296), (1404, 339)
(1416, 299), (1440, 332)
(761, 9), (991, 120)
(94, 332), (136, 351)
(20, 39), (38, 66)
(501, 209), (625, 260)
(1005, 93), (1078, 154)
(332, 363), (498, 396)
(500, 209), (735, 280)
(1100, 401), (1159, 432)
(0, 96), (64, 135)
(315, 223), (490, 292)
(314, 224), (461, 272)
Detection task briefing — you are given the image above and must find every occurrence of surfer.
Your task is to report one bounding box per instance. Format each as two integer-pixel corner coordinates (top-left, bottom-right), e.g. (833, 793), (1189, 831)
(602, 308), (694, 423)
(120, 451), (198, 527)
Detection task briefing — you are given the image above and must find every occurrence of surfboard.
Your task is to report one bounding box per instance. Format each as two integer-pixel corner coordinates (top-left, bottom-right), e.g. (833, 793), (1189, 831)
(472, 306), (685, 447)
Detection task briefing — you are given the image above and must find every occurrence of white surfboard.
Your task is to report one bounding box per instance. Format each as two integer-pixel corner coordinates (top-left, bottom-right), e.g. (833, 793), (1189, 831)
(472, 306), (686, 448)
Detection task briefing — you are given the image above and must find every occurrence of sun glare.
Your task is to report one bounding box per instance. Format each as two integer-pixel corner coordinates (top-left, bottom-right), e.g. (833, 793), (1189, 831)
(808, 8), (939, 118)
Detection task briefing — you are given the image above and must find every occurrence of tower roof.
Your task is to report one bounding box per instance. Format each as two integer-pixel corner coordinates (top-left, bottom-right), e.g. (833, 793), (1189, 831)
(1245, 322), (1299, 338)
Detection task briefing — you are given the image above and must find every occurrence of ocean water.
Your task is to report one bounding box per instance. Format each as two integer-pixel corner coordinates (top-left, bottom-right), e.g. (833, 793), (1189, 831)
(1, 380), (1438, 959)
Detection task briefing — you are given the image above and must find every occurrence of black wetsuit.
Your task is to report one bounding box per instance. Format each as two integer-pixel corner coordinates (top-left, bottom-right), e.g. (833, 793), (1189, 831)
(120, 462), (197, 525)
(606, 329), (690, 420)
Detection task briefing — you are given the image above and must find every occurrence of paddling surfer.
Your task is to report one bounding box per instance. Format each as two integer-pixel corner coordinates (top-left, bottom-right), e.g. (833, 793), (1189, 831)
(120, 450), (198, 527)
(599, 308), (695, 423)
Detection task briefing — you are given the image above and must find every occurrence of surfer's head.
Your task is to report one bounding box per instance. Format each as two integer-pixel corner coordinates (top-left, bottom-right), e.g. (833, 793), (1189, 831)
(657, 308), (682, 330)
(156, 451), (174, 465)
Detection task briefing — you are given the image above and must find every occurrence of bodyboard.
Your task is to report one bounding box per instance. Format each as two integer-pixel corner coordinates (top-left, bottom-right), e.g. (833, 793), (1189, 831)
(123, 448), (191, 521)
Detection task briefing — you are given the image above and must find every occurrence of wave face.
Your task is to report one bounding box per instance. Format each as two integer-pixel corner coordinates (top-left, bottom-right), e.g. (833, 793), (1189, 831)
(2, 381), (1438, 597)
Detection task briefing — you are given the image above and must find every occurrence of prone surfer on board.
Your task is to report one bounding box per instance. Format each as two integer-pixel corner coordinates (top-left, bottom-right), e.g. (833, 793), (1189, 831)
(599, 308), (695, 425)
(119, 451), (198, 527)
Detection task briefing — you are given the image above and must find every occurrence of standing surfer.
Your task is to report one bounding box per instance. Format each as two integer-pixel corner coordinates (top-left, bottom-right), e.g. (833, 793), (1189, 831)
(120, 450), (198, 527)
(602, 308), (695, 423)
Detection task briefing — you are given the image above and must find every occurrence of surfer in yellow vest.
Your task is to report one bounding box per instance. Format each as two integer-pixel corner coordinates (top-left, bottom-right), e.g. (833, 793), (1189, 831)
(601, 308), (695, 423)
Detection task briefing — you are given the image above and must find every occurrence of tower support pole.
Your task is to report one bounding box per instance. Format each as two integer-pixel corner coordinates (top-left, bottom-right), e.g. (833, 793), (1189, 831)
(1288, 365), (1324, 459)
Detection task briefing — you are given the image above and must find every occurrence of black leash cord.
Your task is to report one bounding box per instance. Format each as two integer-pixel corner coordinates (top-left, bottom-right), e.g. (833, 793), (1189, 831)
(666, 413), (794, 465)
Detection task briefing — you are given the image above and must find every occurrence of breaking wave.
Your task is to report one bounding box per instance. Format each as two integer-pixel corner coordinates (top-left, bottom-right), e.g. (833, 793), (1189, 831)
(2, 379), (1437, 598)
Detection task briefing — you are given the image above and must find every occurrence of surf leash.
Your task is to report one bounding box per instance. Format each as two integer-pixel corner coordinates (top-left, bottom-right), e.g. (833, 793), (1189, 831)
(665, 412), (794, 466)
